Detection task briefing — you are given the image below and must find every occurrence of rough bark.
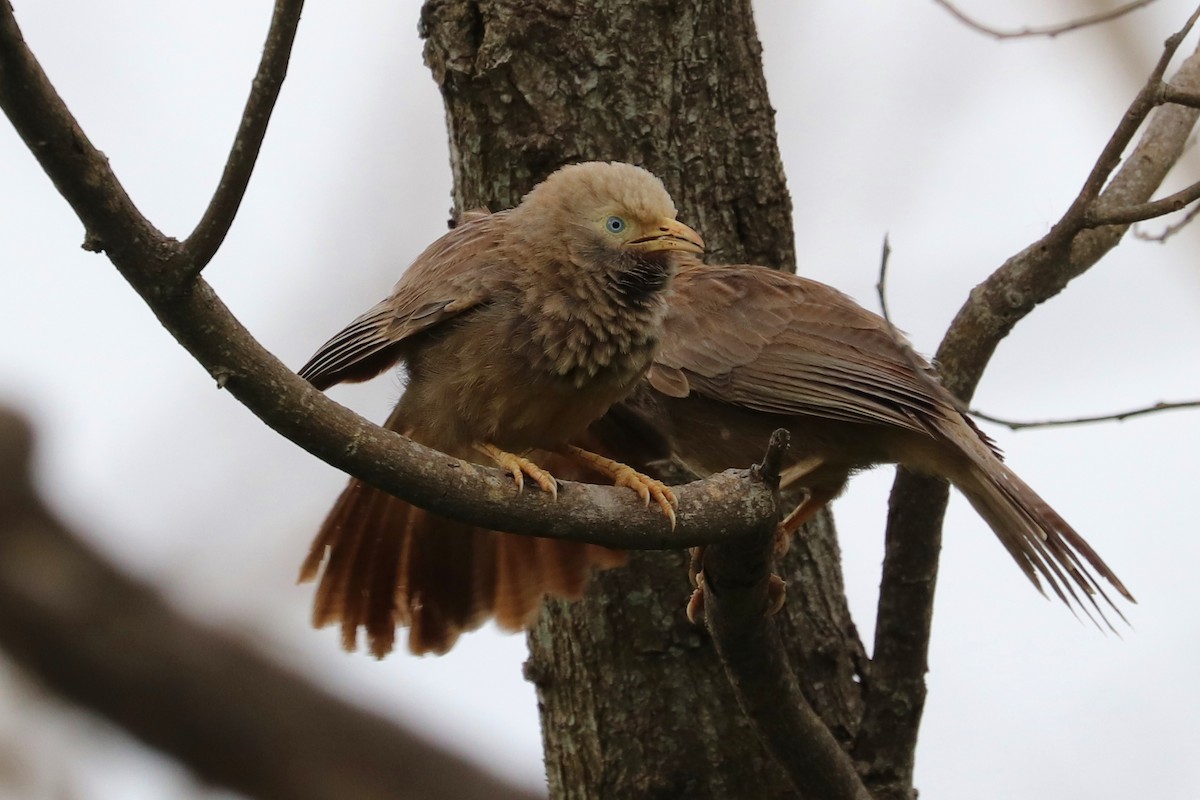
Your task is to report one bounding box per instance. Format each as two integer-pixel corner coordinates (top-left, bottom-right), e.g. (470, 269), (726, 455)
(420, 2), (866, 797)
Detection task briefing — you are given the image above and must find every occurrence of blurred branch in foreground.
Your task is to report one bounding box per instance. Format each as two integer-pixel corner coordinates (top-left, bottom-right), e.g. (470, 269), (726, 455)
(0, 405), (543, 800)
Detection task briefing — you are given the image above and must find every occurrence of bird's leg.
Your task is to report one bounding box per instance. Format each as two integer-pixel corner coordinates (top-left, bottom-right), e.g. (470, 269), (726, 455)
(476, 443), (559, 498)
(685, 570), (706, 625)
(562, 445), (677, 527)
(773, 457), (837, 557)
(686, 461), (836, 626)
(773, 485), (838, 557)
(684, 563), (788, 625)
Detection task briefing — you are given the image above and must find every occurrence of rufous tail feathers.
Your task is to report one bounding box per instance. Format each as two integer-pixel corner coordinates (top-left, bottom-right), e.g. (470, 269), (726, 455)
(299, 452), (626, 657)
(947, 423), (1134, 627)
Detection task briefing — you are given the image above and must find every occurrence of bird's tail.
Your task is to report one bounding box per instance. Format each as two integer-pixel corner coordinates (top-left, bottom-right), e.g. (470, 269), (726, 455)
(945, 422), (1134, 626)
(298, 425), (626, 656)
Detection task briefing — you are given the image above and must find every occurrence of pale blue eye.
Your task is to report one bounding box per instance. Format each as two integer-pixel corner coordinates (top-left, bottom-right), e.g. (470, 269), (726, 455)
(605, 216), (627, 234)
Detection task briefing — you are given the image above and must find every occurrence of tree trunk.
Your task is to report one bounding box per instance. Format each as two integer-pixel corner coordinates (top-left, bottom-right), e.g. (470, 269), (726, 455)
(420, 2), (867, 796)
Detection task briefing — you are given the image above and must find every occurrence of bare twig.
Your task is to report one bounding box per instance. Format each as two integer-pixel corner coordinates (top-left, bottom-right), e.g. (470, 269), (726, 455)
(971, 399), (1200, 431)
(855, 14), (1200, 798)
(875, 235), (969, 416)
(1058, 8), (1200, 236)
(1085, 176), (1200, 226)
(933, 0), (1158, 40)
(0, 2), (169, 263)
(1134, 200), (1200, 239)
(179, 0), (305, 277)
(875, 234), (894, 325)
(0, 3), (777, 554)
(703, 431), (871, 800)
(0, 406), (543, 800)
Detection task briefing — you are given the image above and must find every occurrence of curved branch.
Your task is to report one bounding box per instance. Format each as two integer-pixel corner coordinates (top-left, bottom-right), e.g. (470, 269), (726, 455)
(855, 15), (1200, 797)
(0, 2), (171, 263)
(1134, 200), (1200, 239)
(0, 2), (777, 554)
(933, 0), (1158, 40)
(180, 0), (305, 276)
(0, 406), (542, 800)
(1085, 177), (1200, 226)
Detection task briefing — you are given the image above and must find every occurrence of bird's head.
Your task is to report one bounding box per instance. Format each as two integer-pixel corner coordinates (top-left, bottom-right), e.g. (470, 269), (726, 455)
(517, 161), (705, 301)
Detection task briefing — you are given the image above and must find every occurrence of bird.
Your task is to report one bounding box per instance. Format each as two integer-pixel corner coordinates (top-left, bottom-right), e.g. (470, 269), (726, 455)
(617, 259), (1133, 622)
(296, 161), (705, 656)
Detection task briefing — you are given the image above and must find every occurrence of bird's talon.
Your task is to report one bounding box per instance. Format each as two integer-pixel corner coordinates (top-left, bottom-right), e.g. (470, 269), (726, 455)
(767, 574), (787, 615)
(686, 577), (706, 625)
(661, 502), (677, 530)
(688, 546), (705, 587)
(479, 444), (559, 497)
(565, 445), (677, 525)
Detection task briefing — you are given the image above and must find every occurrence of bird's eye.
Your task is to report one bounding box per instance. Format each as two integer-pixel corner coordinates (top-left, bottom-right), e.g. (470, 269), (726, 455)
(605, 216), (627, 234)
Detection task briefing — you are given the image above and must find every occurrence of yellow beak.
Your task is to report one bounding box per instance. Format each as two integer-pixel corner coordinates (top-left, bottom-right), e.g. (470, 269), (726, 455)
(628, 218), (705, 255)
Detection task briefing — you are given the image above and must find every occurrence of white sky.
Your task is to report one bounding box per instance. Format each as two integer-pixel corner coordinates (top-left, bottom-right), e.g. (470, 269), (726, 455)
(1, 1), (1199, 798)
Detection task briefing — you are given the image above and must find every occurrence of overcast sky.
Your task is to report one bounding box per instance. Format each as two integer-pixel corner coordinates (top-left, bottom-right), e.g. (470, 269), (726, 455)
(2, 1), (1199, 798)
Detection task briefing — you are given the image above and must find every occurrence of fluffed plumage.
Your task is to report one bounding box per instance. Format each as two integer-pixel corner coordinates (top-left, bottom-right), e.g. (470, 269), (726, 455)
(297, 161), (703, 655)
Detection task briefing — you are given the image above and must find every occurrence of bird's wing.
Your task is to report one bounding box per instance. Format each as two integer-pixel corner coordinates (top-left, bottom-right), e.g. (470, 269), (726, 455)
(298, 212), (507, 390)
(647, 262), (956, 436)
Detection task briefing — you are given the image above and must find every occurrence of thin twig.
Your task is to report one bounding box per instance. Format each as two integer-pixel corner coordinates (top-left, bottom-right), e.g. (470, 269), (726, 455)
(0, 2), (167, 262)
(933, 0), (1158, 40)
(875, 234), (894, 325)
(1085, 175), (1200, 226)
(875, 235), (970, 416)
(971, 399), (1200, 431)
(1056, 7), (1200, 239)
(1134, 200), (1200, 239)
(179, 0), (305, 278)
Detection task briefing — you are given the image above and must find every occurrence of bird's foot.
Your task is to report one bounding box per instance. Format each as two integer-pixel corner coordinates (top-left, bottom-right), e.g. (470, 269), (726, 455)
(684, 570), (787, 624)
(686, 576), (706, 625)
(477, 443), (558, 498)
(775, 485), (839, 547)
(767, 573), (787, 615)
(565, 445), (676, 527)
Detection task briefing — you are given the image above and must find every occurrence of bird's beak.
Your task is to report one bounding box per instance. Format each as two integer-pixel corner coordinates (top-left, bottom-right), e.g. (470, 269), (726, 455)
(629, 219), (705, 255)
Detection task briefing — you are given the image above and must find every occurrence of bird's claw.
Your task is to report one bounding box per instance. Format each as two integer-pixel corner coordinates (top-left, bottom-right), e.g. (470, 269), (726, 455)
(479, 444), (559, 498)
(613, 468), (677, 528)
(767, 573), (787, 615)
(684, 562), (786, 625)
(686, 574), (706, 625)
(565, 445), (677, 528)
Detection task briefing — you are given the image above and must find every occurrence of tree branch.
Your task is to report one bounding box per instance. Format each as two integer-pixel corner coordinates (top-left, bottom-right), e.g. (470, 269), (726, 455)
(0, 406), (543, 800)
(971, 399), (1200, 431)
(1085, 176), (1200, 226)
(932, 0), (1158, 40)
(0, 1), (172, 269)
(179, 0), (305, 277)
(1158, 82), (1200, 109)
(703, 431), (872, 800)
(0, 1), (779, 554)
(1134, 200), (1200, 239)
(854, 14), (1200, 798)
